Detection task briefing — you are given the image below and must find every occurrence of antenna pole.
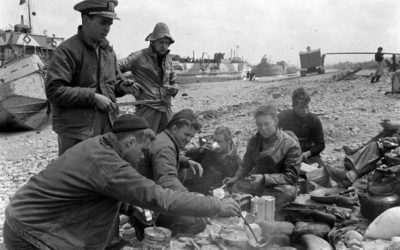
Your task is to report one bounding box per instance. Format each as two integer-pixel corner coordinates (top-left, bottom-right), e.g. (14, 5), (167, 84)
(27, 0), (32, 33)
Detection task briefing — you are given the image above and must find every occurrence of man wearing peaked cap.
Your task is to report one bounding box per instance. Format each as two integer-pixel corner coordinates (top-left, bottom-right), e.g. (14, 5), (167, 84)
(3, 114), (240, 249)
(74, 0), (120, 20)
(119, 22), (179, 134)
(45, 0), (139, 157)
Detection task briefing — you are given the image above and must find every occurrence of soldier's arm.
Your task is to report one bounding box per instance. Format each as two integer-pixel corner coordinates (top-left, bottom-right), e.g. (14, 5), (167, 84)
(45, 46), (96, 108)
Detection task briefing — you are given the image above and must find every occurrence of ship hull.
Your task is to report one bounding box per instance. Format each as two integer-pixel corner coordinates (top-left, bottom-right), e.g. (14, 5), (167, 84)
(174, 61), (250, 83)
(0, 55), (49, 131)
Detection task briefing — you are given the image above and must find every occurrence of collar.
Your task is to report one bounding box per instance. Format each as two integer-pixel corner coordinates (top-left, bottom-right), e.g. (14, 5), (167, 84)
(291, 109), (308, 120)
(101, 132), (123, 157)
(258, 129), (280, 145)
(78, 25), (112, 52)
(164, 130), (181, 152)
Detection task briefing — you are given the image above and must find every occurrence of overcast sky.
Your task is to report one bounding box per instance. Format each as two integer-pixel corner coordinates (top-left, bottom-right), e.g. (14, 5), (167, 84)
(1, 0), (399, 66)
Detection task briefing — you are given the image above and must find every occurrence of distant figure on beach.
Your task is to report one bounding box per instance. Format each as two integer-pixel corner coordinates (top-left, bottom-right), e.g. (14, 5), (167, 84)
(371, 47), (384, 83)
(250, 71), (256, 81)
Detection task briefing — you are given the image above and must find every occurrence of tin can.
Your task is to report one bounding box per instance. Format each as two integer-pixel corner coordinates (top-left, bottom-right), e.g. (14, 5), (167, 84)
(251, 197), (266, 222)
(262, 195), (275, 221)
(143, 227), (171, 250)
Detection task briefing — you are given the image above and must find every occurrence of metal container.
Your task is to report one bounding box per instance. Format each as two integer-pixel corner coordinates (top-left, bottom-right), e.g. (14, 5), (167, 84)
(262, 195), (275, 221)
(251, 196), (276, 222)
(143, 227), (171, 250)
(251, 197), (265, 222)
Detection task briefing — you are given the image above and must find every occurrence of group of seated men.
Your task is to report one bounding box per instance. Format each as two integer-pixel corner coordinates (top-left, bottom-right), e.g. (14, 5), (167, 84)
(3, 86), (335, 249)
(6, 84), (398, 249)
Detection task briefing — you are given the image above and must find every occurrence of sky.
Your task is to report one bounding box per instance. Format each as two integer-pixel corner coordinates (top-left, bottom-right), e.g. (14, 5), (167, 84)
(1, 0), (399, 66)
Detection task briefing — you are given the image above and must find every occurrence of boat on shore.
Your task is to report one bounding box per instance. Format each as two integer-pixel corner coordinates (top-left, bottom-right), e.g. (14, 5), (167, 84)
(172, 52), (251, 83)
(0, 0), (63, 131)
(251, 55), (288, 77)
(0, 54), (48, 131)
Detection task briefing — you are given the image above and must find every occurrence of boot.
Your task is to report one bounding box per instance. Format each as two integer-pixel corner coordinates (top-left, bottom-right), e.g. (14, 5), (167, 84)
(375, 75), (381, 82)
(342, 145), (357, 155)
(324, 165), (353, 188)
(371, 76), (376, 83)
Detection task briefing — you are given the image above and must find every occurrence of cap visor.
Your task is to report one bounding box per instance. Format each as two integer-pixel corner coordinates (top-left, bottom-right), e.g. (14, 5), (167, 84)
(89, 11), (120, 20)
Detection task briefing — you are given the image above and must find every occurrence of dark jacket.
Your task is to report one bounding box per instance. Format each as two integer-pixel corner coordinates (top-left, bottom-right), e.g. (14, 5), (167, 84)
(278, 109), (325, 156)
(375, 51), (384, 62)
(119, 47), (177, 112)
(183, 140), (242, 194)
(139, 130), (188, 191)
(45, 26), (132, 140)
(5, 133), (220, 250)
(235, 130), (301, 186)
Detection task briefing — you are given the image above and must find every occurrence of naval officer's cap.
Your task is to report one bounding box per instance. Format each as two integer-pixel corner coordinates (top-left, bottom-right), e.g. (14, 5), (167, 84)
(74, 0), (120, 20)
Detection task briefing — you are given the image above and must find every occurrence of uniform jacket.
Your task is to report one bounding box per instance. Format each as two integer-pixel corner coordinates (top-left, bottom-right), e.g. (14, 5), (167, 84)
(235, 129), (301, 186)
(5, 133), (220, 250)
(375, 51), (384, 62)
(118, 47), (177, 112)
(183, 140), (242, 194)
(139, 130), (188, 191)
(185, 140), (241, 180)
(45, 26), (132, 140)
(278, 109), (325, 157)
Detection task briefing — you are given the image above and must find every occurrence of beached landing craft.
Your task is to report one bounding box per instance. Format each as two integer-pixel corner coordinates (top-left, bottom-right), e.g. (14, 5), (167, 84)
(171, 52), (252, 83)
(0, 0), (63, 131)
(0, 55), (48, 131)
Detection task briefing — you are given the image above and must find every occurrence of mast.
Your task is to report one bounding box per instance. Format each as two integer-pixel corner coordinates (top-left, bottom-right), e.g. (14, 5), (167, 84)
(27, 0), (32, 33)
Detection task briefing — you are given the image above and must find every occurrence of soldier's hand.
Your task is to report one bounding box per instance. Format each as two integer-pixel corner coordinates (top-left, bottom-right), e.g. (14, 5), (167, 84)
(223, 177), (239, 187)
(245, 174), (264, 186)
(188, 160), (204, 177)
(217, 198), (241, 217)
(94, 93), (113, 112)
(164, 84), (179, 97)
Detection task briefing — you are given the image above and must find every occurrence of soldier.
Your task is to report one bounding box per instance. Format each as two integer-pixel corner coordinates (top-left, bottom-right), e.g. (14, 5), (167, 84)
(45, 0), (137, 155)
(224, 104), (302, 210)
(3, 115), (240, 249)
(119, 23), (179, 133)
(183, 126), (242, 195)
(135, 109), (212, 235)
(278, 87), (330, 187)
(371, 47), (384, 83)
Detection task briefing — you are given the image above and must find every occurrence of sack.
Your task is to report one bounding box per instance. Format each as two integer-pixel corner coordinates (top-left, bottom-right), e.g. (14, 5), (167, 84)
(301, 234), (333, 250)
(364, 206), (400, 240)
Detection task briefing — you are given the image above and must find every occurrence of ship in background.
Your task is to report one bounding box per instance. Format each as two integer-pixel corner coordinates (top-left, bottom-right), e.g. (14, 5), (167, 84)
(0, 0), (64, 66)
(0, 0), (63, 131)
(171, 51), (251, 84)
(252, 55), (287, 77)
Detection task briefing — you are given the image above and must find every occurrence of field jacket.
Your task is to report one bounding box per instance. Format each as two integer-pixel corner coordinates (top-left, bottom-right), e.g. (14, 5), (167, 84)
(5, 133), (220, 250)
(45, 26), (132, 140)
(235, 130), (301, 186)
(278, 109), (325, 157)
(118, 47), (177, 112)
(139, 131), (189, 191)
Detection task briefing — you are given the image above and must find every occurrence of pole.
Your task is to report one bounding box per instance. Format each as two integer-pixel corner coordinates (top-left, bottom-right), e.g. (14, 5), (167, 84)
(326, 52), (400, 55)
(27, 0), (32, 33)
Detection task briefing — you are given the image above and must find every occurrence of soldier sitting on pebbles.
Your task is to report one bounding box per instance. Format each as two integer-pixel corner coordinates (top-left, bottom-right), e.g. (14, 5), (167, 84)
(182, 126), (242, 195)
(3, 115), (240, 250)
(224, 104), (302, 212)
